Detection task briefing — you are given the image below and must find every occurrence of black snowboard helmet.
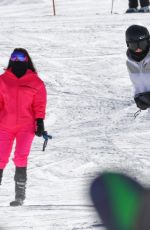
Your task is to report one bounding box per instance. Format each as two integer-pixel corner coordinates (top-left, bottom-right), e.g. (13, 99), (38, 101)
(126, 25), (150, 52)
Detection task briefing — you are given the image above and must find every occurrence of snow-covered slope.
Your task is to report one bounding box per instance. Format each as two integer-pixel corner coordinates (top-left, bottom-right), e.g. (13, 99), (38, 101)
(0, 0), (150, 229)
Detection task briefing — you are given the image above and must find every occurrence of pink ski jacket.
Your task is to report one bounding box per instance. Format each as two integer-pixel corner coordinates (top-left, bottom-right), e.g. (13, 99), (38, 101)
(0, 69), (47, 131)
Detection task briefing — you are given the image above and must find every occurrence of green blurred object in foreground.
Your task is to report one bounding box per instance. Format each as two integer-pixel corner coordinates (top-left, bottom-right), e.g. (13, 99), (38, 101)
(104, 173), (142, 230)
(90, 172), (145, 230)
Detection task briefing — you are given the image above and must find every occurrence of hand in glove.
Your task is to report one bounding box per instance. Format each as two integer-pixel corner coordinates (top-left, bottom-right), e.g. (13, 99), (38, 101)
(35, 118), (45, 137)
(134, 92), (150, 110)
(134, 97), (148, 110)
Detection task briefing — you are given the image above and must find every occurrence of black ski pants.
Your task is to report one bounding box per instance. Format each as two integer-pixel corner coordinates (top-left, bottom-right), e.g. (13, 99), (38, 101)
(129, 0), (149, 7)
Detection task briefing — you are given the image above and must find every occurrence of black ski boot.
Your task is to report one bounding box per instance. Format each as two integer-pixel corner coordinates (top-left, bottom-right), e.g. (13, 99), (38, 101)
(126, 7), (138, 13)
(138, 6), (150, 12)
(10, 167), (27, 207)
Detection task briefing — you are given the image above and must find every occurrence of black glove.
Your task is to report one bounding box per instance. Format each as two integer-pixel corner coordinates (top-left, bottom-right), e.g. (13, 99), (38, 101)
(134, 92), (150, 110)
(35, 118), (45, 137)
(134, 97), (148, 110)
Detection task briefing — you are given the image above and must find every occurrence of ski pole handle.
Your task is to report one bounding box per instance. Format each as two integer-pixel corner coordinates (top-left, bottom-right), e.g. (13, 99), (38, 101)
(43, 131), (52, 140)
(42, 131), (52, 151)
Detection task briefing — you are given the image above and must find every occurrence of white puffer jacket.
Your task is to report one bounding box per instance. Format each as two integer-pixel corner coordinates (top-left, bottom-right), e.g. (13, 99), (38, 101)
(126, 50), (150, 95)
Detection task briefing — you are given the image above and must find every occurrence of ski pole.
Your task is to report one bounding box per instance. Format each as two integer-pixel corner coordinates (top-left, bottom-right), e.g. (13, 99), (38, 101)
(42, 131), (52, 151)
(134, 109), (141, 119)
(52, 0), (56, 16)
(111, 0), (115, 14)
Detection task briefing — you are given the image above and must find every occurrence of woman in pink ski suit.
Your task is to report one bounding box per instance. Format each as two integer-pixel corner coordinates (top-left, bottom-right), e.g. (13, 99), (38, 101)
(0, 48), (47, 206)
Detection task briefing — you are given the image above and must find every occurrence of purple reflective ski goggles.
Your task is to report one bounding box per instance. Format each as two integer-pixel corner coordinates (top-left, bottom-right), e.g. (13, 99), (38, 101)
(127, 39), (149, 52)
(10, 52), (28, 62)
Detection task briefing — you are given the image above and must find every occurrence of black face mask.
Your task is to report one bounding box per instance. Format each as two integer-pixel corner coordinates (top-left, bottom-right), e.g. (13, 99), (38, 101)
(127, 46), (149, 62)
(11, 61), (28, 78)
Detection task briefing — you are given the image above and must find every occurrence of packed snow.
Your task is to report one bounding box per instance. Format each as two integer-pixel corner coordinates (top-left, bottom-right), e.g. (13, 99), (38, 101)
(0, 0), (149, 229)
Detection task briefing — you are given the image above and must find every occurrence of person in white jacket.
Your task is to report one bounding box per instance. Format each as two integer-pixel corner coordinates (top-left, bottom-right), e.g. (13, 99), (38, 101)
(126, 25), (150, 110)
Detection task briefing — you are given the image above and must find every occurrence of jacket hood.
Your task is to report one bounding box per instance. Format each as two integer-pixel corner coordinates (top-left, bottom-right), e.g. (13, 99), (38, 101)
(4, 69), (37, 80)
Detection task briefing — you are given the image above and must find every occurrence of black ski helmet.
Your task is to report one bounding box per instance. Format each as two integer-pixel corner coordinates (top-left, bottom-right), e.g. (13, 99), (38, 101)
(126, 25), (150, 43)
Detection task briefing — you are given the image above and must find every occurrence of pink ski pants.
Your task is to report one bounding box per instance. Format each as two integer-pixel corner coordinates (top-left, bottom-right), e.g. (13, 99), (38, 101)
(0, 129), (35, 169)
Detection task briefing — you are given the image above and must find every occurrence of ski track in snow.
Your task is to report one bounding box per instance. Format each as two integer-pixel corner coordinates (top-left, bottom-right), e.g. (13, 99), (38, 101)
(0, 0), (150, 229)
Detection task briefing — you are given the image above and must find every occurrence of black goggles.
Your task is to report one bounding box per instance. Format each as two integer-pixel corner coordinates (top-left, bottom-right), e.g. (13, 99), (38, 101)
(127, 39), (149, 52)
